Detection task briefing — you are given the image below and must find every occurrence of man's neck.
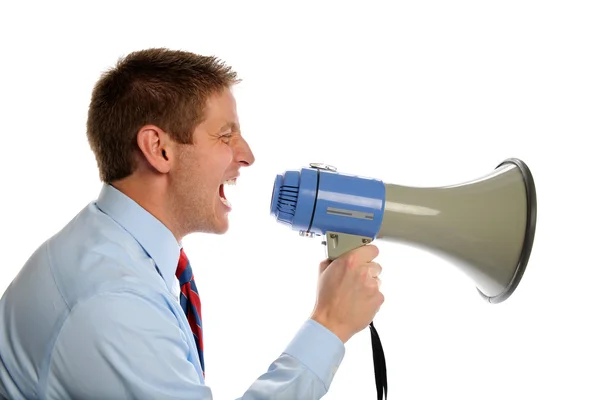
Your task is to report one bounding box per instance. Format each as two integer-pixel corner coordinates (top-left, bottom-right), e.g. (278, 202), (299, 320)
(110, 176), (182, 242)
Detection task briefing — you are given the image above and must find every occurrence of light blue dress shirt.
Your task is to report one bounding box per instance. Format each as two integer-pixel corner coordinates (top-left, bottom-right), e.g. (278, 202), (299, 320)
(0, 184), (345, 399)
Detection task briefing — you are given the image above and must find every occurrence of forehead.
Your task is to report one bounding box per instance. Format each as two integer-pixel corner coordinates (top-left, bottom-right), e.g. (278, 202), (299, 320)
(202, 87), (238, 127)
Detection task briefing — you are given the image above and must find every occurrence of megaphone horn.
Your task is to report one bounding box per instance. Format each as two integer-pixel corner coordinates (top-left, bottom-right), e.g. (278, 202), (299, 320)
(270, 158), (537, 303)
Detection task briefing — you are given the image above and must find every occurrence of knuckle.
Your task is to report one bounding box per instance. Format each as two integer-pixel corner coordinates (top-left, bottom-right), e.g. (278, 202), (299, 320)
(344, 252), (355, 267)
(366, 282), (378, 293)
(359, 269), (369, 282)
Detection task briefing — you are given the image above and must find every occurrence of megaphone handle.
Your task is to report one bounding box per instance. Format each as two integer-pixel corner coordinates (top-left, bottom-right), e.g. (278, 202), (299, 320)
(323, 232), (388, 400)
(324, 231), (373, 260)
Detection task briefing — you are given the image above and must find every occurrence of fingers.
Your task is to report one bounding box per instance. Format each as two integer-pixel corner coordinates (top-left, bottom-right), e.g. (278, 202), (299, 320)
(367, 262), (382, 279)
(374, 277), (381, 289)
(340, 244), (379, 266)
(364, 262), (382, 288)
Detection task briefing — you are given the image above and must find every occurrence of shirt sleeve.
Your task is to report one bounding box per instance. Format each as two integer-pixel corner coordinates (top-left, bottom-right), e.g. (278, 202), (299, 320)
(45, 290), (345, 400)
(241, 319), (346, 399)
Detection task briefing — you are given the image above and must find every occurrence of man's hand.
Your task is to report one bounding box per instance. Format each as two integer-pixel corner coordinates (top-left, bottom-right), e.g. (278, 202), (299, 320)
(310, 245), (384, 343)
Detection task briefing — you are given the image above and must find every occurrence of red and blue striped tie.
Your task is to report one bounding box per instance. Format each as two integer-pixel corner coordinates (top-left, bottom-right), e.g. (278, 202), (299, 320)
(176, 248), (205, 376)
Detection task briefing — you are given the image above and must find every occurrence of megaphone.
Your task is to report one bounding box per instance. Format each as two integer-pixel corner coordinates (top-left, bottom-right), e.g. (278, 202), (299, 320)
(269, 158), (537, 399)
(270, 157), (536, 303)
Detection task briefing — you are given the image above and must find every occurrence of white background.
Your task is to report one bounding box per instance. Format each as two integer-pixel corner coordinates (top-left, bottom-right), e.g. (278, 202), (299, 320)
(1, 1), (598, 399)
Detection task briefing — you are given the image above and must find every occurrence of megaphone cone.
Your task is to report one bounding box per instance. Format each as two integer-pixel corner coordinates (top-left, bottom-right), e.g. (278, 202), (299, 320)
(377, 158), (536, 303)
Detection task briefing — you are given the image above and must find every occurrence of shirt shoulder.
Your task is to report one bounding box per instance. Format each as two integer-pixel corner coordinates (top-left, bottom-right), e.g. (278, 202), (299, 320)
(47, 202), (171, 309)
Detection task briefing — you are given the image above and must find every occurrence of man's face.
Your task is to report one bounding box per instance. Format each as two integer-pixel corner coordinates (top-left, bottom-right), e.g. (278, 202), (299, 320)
(171, 87), (255, 235)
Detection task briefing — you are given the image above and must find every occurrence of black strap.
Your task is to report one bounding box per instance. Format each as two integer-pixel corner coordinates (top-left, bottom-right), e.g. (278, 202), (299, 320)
(369, 321), (387, 400)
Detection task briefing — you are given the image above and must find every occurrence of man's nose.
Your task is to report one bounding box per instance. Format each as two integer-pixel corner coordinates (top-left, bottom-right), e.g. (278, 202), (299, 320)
(235, 137), (255, 167)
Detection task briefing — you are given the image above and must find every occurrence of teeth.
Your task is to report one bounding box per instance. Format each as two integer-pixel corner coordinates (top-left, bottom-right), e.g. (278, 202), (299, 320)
(220, 197), (231, 208)
(220, 178), (235, 208)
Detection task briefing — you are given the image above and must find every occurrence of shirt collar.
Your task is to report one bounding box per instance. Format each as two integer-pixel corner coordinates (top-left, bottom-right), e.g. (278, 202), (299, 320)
(95, 183), (181, 290)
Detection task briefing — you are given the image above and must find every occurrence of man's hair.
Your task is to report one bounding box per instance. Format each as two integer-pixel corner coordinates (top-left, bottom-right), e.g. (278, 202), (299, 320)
(86, 47), (240, 183)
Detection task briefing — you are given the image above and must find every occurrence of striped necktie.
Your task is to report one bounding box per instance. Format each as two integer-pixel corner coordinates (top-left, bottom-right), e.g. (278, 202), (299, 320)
(176, 248), (205, 376)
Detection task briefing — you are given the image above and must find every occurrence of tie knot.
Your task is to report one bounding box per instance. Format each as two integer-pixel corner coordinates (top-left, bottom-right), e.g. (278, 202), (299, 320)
(176, 248), (193, 285)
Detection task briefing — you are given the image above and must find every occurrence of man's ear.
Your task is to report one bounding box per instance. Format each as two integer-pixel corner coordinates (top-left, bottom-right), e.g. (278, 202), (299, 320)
(136, 125), (174, 174)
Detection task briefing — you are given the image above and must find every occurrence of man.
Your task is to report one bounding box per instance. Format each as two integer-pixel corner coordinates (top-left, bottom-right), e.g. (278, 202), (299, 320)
(0, 48), (384, 399)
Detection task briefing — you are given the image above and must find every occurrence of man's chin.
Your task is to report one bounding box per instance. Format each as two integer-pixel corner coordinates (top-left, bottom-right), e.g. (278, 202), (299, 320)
(213, 226), (228, 235)
(213, 216), (229, 235)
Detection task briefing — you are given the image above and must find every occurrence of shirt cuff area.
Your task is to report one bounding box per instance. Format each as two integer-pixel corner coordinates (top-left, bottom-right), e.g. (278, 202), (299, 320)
(283, 319), (346, 389)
